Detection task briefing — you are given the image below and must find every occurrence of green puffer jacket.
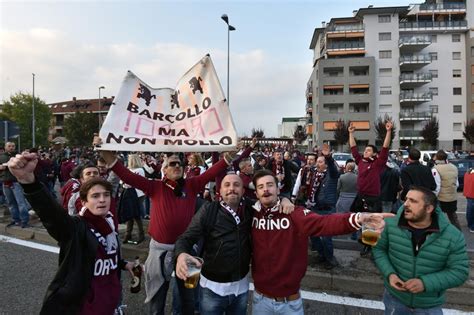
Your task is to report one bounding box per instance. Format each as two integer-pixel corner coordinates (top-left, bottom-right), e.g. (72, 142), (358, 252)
(373, 207), (469, 309)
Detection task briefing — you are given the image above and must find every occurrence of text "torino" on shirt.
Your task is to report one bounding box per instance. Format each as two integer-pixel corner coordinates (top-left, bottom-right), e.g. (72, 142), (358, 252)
(252, 217), (290, 230)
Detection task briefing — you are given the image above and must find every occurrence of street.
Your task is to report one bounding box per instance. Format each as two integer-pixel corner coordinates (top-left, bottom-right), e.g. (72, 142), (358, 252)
(0, 237), (470, 315)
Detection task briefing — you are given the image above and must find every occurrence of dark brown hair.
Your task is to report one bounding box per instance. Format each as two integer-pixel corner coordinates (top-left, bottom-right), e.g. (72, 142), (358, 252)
(252, 169), (278, 188)
(79, 178), (112, 201)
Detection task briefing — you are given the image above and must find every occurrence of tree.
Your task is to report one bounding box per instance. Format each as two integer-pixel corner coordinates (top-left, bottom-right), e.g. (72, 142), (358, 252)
(463, 119), (474, 145)
(293, 125), (307, 144)
(374, 114), (396, 144)
(1, 92), (52, 148)
(251, 128), (265, 138)
(63, 112), (99, 147)
(420, 116), (439, 148)
(333, 119), (349, 151)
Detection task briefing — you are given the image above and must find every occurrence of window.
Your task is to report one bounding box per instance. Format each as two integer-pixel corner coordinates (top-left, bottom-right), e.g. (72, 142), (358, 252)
(453, 87), (462, 95)
(429, 69), (438, 78)
(379, 32), (391, 41)
(452, 69), (461, 78)
(471, 47), (474, 57)
(472, 65), (474, 76)
(379, 68), (392, 77)
(350, 103), (369, 113)
(453, 123), (462, 131)
(378, 15), (391, 23)
(429, 87), (438, 96)
(453, 105), (462, 113)
(379, 50), (392, 59)
(452, 52), (461, 60)
(431, 35), (437, 43)
(429, 52), (438, 61)
(429, 105), (438, 113)
(452, 34), (461, 42)
(379, 104), (392, 112)
(380, 86), (392, 95)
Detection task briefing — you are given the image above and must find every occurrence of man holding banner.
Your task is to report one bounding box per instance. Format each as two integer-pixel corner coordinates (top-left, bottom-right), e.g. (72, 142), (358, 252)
(95, 55), (240, 315)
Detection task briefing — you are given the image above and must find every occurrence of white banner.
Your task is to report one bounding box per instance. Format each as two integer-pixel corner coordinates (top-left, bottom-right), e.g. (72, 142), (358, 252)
(98, 55), (237, 152)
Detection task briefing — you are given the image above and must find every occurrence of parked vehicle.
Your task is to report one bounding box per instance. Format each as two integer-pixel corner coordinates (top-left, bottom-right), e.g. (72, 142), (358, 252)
(449, 159), (474, 191)
(332, 153), (353, 170)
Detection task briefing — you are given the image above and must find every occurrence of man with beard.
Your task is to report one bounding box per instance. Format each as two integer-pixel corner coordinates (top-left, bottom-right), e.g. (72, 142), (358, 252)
(251, 169), (394, 315)
(266, 150), (300, 198)
(174, 174), (293, 314)
(373, 186), (468, 314)
(291, 152), (317, 205)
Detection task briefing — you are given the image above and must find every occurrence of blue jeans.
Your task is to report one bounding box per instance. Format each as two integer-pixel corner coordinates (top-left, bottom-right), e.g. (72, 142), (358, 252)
(466, 198), (474, 230)
(310, 236), (333, 259)
(310, 207), (334, 260)
(199, 286), (248, 315)
(149, 277), (194, 315)
(383, 290), (443, 315)
(252, 291), (303, 315)
(3, 182), (29, 224)
(172, 276), (199, 315)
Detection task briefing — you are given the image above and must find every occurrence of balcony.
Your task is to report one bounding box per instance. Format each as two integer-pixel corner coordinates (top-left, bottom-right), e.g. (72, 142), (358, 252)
(419, 2), (466, 12)
(326, 41), (365, 56)
(399, 111), (432, 121)
(306, 102), (313, 113)
(399, 73), (432, 88)
(399, 91), (432, 104)
(326, 24), (364, 39)
(399, 20), (468, 32)
(399, 130), (423, 140)
(399, 54), (431, 70)
(399, 35), (431, 51)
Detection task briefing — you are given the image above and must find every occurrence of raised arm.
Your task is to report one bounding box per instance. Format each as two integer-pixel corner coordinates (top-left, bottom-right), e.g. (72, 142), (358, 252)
(348, 122), (356, 148)
(8, 153), (74, 242)
(383, 121), (393, 149)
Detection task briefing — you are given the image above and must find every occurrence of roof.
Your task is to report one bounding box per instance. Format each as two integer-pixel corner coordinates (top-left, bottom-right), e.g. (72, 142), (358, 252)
(309, 27), (325, 49)
(355, 6), (410, 18)
(282, 117), (305, 123)
(48, 97), (114, 114)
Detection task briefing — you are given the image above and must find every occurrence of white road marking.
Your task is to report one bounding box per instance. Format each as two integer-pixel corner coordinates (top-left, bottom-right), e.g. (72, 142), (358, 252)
(250, 280), (470, 314)
(0, 235), (59, 254)
(3, 235), (471, 314)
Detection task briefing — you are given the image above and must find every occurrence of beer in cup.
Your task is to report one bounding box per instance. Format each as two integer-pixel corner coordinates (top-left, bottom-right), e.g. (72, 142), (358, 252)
(361, 223), (380, 246)
(184, 257), (203, 289)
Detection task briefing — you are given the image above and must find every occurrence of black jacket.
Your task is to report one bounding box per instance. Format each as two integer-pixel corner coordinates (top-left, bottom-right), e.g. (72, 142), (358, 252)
(21, 182), (125, 315)
(400, 161), (436, 200)
(265, 159), (300, 194)
(174, 199), (253, 283)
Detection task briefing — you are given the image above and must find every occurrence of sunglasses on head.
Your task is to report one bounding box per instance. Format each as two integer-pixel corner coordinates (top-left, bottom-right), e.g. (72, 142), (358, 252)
(168, 161), (182, 167)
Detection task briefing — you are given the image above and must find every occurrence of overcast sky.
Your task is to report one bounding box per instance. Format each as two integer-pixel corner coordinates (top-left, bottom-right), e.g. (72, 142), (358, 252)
(0, 0), (413, 136)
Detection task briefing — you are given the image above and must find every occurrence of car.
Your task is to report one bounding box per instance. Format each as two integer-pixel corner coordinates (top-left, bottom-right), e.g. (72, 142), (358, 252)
(449, 159), (474, 191)
(332, 153), (354, 169)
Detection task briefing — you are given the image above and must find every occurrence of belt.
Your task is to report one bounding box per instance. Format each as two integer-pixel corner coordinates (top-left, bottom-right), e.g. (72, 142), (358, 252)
(255, 290), (300, 302)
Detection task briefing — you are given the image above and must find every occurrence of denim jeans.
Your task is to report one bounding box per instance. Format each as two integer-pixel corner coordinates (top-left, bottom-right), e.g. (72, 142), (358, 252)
(466, 198), (474, 230)
(199, 286), (248, 315)
(383, 290), (443, 315)
(3, 182), (29, 224)
(172, 276), (199, 315)
(252, 291), (303, 315)
(310, 236), (333, 260)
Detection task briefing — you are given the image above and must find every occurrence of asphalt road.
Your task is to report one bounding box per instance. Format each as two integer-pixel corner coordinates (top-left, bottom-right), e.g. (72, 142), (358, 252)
(0, 240), (387, 315)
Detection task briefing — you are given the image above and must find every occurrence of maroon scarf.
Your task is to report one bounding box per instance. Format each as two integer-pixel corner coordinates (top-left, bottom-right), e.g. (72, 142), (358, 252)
(79, 207), (114, 236)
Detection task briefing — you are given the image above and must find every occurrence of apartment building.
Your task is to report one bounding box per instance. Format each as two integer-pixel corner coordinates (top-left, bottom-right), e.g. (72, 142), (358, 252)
(307, 0), (472, 150)
(47, 97), (113, 139)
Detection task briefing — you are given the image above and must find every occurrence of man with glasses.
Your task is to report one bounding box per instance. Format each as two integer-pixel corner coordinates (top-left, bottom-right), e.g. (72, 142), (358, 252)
(97, 143), (234, 315)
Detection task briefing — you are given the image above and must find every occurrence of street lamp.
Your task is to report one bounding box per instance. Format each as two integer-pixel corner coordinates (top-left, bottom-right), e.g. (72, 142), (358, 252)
(32, 73), (36, 148)
(221, 14), (236, 106)
(98, 86), (105, 129)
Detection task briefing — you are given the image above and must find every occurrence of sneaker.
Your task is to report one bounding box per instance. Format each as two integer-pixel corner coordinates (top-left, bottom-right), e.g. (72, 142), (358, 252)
(6, 221), (20, 227)
(21, 223), (32, 228)
(469, 229), (474, 233)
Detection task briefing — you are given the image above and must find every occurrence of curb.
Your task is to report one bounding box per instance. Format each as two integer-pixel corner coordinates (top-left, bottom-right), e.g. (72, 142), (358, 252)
(2, 222), (473, 310)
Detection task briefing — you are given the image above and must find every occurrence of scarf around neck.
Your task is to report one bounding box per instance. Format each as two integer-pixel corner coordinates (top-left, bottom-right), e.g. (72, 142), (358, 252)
(162, 176), (186, 197)
(79, 207), (118, 253)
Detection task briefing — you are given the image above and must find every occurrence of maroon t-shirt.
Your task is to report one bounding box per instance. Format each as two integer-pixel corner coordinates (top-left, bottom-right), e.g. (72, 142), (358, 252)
(79, 228), (121, 315)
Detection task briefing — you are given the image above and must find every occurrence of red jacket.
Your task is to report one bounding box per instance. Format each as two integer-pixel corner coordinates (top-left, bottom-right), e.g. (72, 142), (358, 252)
(251, 204), (358, 297)
(463, 172), (474, 198)
(111, 158), (229, 244)
(351, 146), (388, 196)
